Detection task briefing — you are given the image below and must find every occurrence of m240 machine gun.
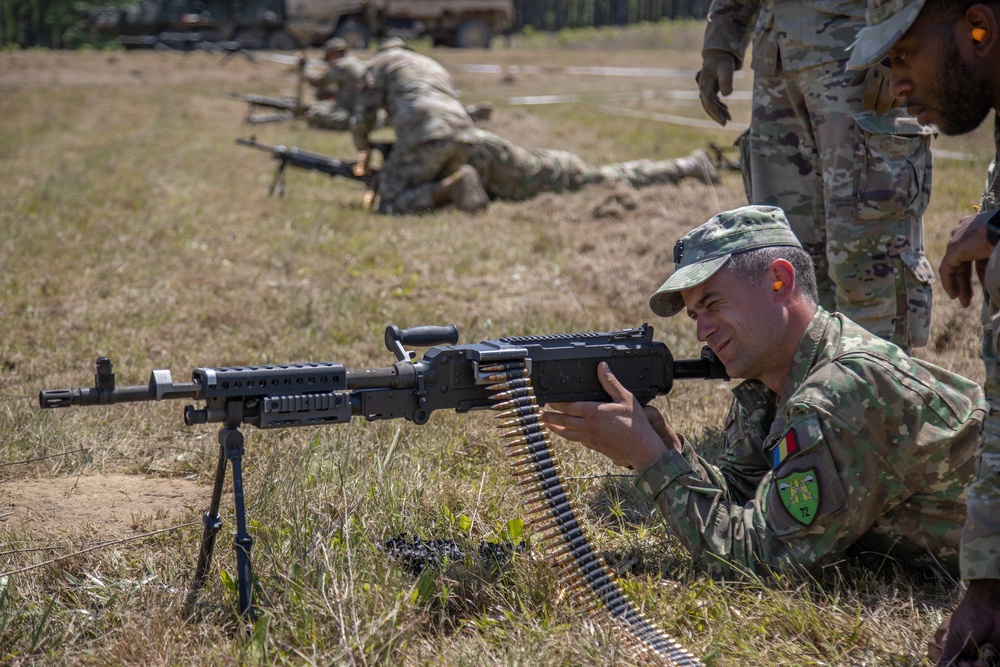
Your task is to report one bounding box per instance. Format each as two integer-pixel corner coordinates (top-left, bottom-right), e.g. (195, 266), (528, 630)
(236, 137), (392, 207)
(228, 53), (309, 124)
(228, 92), (304, 124)
(40, 324), (725, 666)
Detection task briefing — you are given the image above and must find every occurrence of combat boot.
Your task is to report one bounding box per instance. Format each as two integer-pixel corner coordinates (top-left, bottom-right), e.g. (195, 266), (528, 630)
(432, 165), (489, 213)
(676, 149), (721, 185)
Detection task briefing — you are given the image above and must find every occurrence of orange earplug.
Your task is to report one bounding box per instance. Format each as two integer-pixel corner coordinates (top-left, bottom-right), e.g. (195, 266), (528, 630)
(773, 280), (784, 291)
(973, 27), (987, 43)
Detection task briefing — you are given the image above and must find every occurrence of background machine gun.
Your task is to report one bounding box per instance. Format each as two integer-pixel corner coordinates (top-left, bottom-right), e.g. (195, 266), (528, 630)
(40, 324), (726, 665)
(228, 53), (309, 124)
(227, 92), (304, 124)
(236, 137), (392, 207)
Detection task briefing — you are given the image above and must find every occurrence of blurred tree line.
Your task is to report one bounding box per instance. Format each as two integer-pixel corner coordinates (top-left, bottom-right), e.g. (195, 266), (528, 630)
(1, 0), (134, 48)
(1, 0), (712, 49)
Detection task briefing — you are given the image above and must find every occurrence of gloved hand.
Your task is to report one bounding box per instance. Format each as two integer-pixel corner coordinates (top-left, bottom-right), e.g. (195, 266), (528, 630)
(860, 58), (903, 114)
(696, 49), (737, 126)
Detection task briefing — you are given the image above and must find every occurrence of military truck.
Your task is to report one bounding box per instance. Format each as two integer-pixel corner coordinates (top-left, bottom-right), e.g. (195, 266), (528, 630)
(91, 0), (513, 50)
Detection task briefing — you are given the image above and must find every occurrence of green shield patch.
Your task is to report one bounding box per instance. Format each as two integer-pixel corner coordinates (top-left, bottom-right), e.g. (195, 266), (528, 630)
(776, 469), (819, 526)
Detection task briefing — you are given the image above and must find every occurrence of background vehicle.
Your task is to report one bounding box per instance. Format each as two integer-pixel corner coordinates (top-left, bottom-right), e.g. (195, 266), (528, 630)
(90, 0), (514, 50)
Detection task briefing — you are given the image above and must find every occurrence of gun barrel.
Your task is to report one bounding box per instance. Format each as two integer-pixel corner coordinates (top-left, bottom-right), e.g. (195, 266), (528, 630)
(39, 381), (202, 408)
(236, 137), (274, 152)
(673, 357), (727, 380)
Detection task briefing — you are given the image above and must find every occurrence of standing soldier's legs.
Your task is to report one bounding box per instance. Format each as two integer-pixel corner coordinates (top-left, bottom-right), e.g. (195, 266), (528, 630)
(818, 62), (935, 349)
(746, 68), (832, 311)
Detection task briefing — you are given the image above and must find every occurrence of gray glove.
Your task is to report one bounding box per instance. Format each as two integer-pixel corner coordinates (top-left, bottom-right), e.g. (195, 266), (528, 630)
(696, 50), (737, 126)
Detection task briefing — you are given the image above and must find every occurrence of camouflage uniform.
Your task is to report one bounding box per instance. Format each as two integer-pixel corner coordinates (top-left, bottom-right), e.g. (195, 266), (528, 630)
(456, 128), (714, 201)
(305, 52), (366, 131)
(964, 114), (1000, 581)
(352, 45), (474, 214)
(635, 308), (985, 577)
(704, 0), (936, 349)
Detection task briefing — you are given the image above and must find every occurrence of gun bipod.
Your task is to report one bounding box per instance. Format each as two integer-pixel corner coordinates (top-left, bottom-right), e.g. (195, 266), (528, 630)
(185, 411), (257, 627)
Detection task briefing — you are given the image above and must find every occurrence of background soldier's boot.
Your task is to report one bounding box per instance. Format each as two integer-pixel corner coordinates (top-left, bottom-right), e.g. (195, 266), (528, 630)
(432, 165), (489, 212)
(466, 103), (493, 122)
(676, 149), (721, 185)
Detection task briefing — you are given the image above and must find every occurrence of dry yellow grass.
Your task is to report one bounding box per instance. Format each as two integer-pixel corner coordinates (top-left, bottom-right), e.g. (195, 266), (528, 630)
(0, 22), (996, 665)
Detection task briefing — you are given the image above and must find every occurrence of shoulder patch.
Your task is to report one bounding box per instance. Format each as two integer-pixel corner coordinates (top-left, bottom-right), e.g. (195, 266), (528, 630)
(776, 469), (820, 525)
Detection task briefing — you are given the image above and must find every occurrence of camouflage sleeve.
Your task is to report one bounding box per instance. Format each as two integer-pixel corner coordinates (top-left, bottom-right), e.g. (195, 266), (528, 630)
(351, 68), (382, 151)
(703, 0), (762, 67)
(635, 412), (890, 576)
(716, 388), (774, 504)
(965, 121), (1000, 581)
(962, 440), (1000, 580)
(965, 251), (1000, 580)
(308, 66), (335, 91)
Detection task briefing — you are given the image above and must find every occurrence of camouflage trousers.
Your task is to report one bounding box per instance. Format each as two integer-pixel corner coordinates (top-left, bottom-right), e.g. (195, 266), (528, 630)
(971, 289), (1000, 580)
(460, 129), (692, 202)
(968, 150), (1000, 580)
(743, 59), (936, 349)
(304, 102), (351, 131)
(377, 139), (467, 215)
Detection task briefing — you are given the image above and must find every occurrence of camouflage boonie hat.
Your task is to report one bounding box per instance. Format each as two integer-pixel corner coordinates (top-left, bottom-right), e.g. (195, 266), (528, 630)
(323, 37), (348, 53)
(648, 205), (802, 317)
(848, 0), (928, 70)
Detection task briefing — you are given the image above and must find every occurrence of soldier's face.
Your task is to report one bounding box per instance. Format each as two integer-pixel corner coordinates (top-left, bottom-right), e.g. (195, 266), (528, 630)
(680, 265), (782, 382)
(887, 14), (995, 135)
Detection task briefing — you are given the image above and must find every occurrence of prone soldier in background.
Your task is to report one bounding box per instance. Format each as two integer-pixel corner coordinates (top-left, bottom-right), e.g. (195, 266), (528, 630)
(454, 127), (720, 205)
(697, 0), (936, 351)
(352, 40), (721, 214)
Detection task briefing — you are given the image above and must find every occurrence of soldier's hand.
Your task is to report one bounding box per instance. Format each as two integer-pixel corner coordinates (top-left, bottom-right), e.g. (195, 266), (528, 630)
(696, 50), (736, 126)
(353, 149), (371, 177)
(861, 58), (904, 115)
(939, 212), (996, 307)
(542, 362), (679, 470)
(932, 579), (1000, 666)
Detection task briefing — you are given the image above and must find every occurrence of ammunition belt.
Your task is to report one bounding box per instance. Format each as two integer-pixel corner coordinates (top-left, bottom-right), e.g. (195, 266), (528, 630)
(487, 361), (702, 666)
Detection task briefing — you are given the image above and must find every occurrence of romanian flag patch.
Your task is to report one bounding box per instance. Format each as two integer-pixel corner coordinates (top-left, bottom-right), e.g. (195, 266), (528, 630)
(772, 430), (799, 469)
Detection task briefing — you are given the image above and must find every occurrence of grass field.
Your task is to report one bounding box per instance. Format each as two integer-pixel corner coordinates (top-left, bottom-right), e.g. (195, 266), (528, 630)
(0, 21), (997, 665)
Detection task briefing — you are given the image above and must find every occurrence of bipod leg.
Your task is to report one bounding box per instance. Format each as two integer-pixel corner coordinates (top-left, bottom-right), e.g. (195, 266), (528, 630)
(269, 161), (287, 197)
(185, 442), (228, 617)
(220, 426), (256, 625)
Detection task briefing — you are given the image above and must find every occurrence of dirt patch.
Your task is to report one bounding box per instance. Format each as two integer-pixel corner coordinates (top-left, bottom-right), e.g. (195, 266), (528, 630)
(0, 474), (207, 539)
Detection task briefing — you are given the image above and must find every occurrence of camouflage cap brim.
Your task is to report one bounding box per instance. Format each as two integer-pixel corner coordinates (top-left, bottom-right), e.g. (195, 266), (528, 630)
(648, 254), (731, 317)
(847, 0), (927, 70)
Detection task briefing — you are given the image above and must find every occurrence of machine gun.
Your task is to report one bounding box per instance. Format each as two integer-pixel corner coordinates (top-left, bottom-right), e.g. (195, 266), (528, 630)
(229, 53), (309, 125)
(40, 324), (724, 666)
(228, 93), (304, 124)
(236, 137), (393, 206)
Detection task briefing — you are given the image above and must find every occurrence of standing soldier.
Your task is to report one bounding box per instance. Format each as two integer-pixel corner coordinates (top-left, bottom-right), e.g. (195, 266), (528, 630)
(304, 37), (367, 131)
(848, 1), (1000, 663)
(697, 0), (936, 351)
